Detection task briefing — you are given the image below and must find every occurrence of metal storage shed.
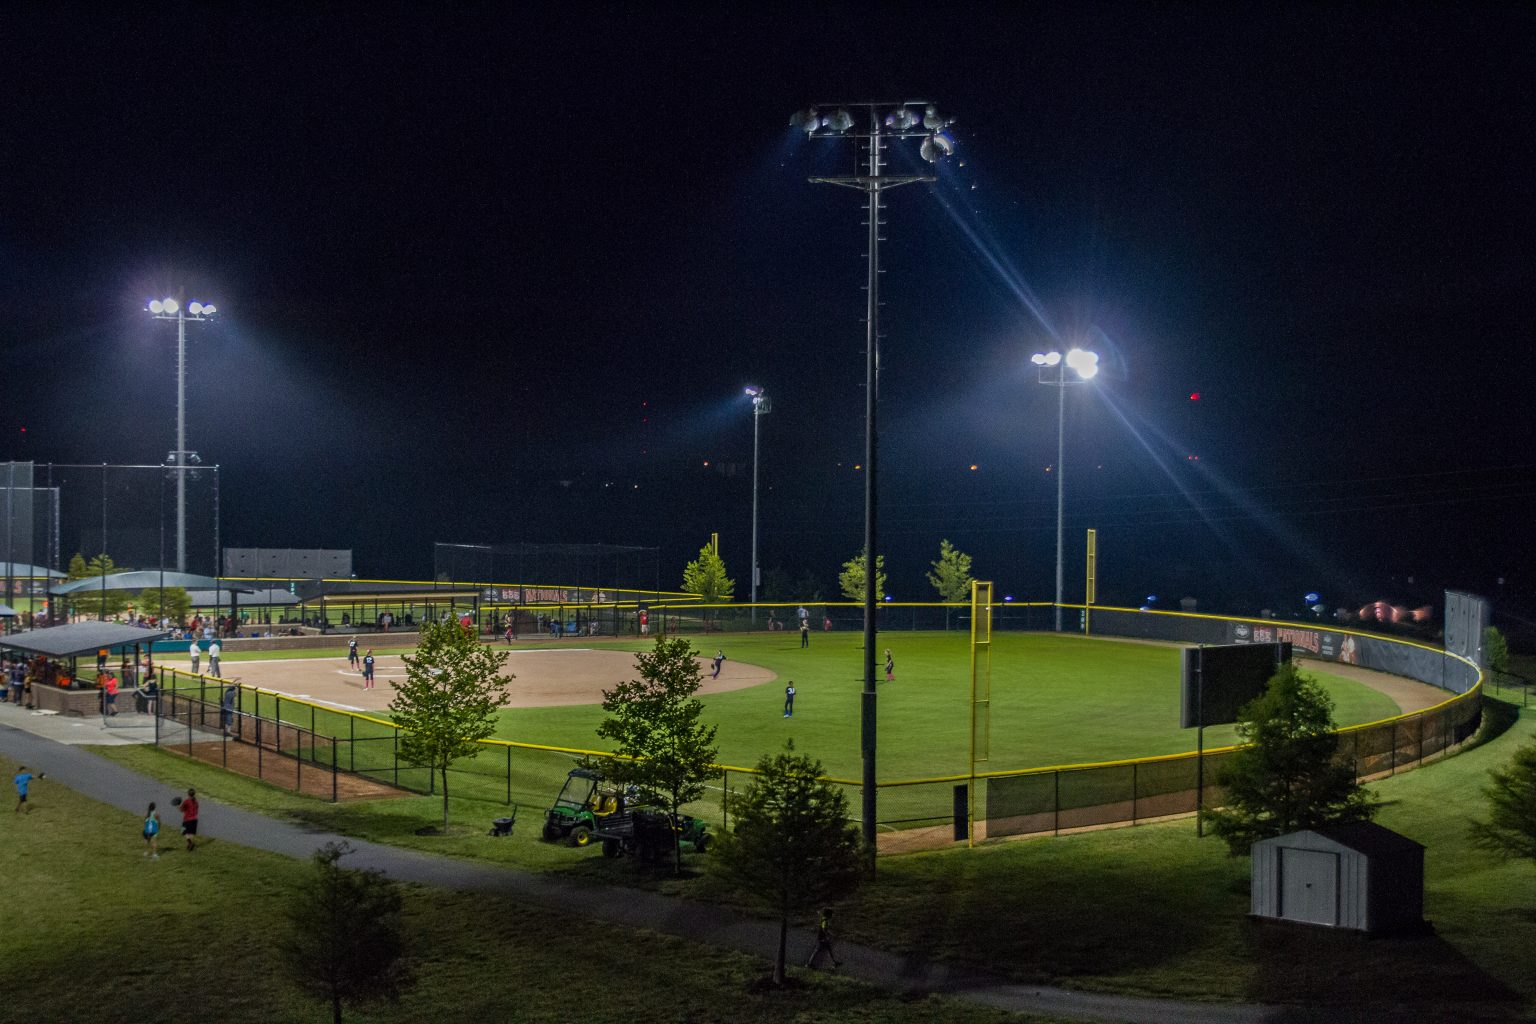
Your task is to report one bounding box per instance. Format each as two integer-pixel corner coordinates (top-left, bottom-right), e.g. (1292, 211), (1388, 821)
(1251, 822), (1424, 934)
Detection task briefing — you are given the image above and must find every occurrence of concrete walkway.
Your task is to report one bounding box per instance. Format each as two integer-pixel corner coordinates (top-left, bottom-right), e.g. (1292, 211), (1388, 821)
(0, 716), (1386, 1023)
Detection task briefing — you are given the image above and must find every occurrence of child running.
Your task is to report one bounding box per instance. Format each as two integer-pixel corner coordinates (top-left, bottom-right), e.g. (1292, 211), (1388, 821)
(143, 802), (161, 859)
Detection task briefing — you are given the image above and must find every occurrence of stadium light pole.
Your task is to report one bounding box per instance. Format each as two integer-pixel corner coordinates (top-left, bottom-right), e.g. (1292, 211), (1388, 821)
(147, 294), (216, 573)
(1031, 348), (1099, 632)
(791, 101), (955, 862)
(745, 387), (771, 623)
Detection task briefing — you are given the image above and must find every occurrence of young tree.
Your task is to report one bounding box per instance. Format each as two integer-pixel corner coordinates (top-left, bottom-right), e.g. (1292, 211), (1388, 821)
(1203, 662), (1378, 855)
(134, 586), (192, 625)
(1470, 741), (1536, 866)
(1483, 626), (1510, 683)
(71, 553), (129, 619)
(597, 635), (720, 874)
(681, 542), (735, 625)
(390, 618), (512, 832)
(281, 841), (411, 1024)
(838, 552), (887, 602)
(66, 552), (90, 581)
(711, 745), (863, 985)
(925, 539), (975, 629)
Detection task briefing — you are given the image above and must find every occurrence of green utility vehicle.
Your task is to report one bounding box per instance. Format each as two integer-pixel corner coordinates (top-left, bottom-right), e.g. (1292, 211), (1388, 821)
(542, 767), (619, 846)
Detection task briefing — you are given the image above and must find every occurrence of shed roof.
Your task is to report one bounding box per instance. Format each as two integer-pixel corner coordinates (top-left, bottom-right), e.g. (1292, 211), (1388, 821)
(0, 622), (171, 658)
(0, 603), (17, 617)
(1258, 821), (1424, 856)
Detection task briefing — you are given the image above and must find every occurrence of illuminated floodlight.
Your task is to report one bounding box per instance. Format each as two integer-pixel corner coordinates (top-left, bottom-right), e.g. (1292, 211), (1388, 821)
(922, 104), (946, 130)
(790, 108), (819, 133)
(1066, 348), (1099, 379)
(1032, 351), (1061, 367)
(148, 299), (164, 313)
(188, 302), (204, 315)
(202, 304), (216, 315)
(824, 108), (853, 132)
(884, 106), (919, 130)
(744, 385), (762, 397)
(919, 131), (954, 164)
(162, 297), (179, 314)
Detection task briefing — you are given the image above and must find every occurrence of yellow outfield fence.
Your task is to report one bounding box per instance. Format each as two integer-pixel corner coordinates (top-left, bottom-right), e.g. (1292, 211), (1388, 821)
(152, 604), (1486, 854)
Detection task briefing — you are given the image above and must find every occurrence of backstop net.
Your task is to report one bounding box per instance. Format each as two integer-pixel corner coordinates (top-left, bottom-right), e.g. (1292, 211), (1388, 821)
(433, 542), (662, 602)
(4, 462), (219, 614)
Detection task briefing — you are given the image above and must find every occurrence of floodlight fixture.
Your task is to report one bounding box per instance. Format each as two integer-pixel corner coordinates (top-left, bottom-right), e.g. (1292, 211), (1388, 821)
(745, 385), (771, 624)
(790, 99), (953, 865)
(144, 289), (220, 573)
(790, 108), (819, 133)
(1066, 348), (1100, 379)
(1033, 344), (1100, 631)
(920, 131), (954, 164)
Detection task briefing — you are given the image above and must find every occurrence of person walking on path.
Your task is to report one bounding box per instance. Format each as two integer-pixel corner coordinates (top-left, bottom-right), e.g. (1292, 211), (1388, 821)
(806, 908), (842, 969)
(189, 641), (201, 675)
(220, 685), (238, 735)
(142, 802), (161, 859)
(711, 650), (725, 679)
(348, 639), (359, 669)
(102, 672), (119, 717)
(800, 619), (810, 648)
(884, 649), (894, 684)
(362, 650), (375, 690)
(178, 788), (199, 851)
(208, 640), (222, 678)
(14, 766), (42, 813)
(783, 682), (796, 718)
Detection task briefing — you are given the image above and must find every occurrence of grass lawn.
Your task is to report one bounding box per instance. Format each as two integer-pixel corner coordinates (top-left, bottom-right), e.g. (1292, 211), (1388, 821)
(0, 752), (1048, 1024)
(823, 699), (1536, 1020)
(82, 702), (1536, 1019)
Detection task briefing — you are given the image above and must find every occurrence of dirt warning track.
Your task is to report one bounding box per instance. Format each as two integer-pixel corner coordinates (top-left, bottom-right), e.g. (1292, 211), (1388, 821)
(220, 648), (775, 713)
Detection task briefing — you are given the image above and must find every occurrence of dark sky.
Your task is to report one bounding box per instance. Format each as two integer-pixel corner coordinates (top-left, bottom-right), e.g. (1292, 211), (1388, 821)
(3, 5), (1533, 618)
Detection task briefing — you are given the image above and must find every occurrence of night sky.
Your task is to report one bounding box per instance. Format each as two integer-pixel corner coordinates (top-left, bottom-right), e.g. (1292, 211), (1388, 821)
(4, 6), (1533, 621)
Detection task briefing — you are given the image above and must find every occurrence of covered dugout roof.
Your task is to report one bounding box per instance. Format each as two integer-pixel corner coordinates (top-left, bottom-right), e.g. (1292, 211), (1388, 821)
(51, 571), (255, 596)
(0, 622), (170, 658)
(187, 587), (299, 607)
(0, 604), (17, 617)
(0, 562), (66, 579)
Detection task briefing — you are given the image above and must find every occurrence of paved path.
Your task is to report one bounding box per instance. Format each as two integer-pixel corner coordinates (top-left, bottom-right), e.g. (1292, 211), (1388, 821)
(0, 719), (1395, 1023)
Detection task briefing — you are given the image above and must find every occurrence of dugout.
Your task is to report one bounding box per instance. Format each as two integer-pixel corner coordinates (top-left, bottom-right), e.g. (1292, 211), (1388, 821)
(1251, 822), (1424, 934)
(1, 621), (170, 715)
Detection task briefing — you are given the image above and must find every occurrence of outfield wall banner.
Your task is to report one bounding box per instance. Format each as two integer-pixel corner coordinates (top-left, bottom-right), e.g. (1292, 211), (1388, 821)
(1090, 608), (1478, 695)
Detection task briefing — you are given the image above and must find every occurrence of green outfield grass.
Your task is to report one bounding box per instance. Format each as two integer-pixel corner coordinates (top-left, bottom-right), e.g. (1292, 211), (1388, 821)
(492, 632), (1402, 779)
(177, 631), (1412, 839)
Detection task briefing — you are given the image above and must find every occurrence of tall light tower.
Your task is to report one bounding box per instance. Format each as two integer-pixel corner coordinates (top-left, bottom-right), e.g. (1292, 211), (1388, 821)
(791, 101), (955, 858)
(1031, 347), (1098, 631)
(147, 295), (216, 573)
(744, 386), (770, 622)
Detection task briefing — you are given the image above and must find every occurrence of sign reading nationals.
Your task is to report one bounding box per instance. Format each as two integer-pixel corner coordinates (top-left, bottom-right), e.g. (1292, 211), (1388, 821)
(480, 587), (602, 604)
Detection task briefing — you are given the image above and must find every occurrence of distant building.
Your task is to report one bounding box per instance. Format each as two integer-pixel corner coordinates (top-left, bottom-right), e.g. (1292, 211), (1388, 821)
(223, 548), (352, 579)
